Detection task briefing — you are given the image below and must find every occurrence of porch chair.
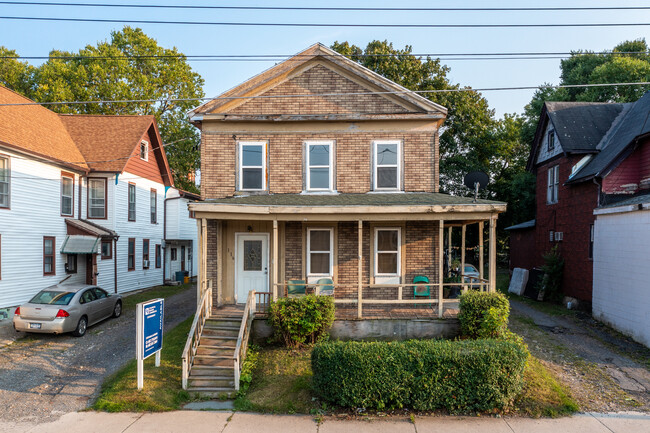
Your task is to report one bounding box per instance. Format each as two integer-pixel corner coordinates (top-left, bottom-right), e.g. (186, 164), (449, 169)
(316, 278), (335, 296)
(286, 280), (307, 297)
(413, 275), (430, 298)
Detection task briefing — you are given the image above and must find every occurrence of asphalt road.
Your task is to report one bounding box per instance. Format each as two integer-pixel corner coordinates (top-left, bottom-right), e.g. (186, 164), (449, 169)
(0, 287), (196, 424)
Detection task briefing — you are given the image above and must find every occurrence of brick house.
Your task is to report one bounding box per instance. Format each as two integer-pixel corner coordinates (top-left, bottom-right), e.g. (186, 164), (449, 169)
(187, 44), (505, 319)
(508, 92), (650, 306)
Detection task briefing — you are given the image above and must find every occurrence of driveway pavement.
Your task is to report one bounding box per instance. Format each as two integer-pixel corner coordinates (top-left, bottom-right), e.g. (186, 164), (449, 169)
(0, 287), (196, 424)
(5, 411), (650, 433)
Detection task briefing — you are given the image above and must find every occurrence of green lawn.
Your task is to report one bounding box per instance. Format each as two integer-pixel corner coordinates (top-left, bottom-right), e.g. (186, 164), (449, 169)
(122, 283), (193, 311)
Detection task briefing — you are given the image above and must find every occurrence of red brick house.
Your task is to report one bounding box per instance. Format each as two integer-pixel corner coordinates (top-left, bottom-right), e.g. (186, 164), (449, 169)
(508, 92), (650, 304)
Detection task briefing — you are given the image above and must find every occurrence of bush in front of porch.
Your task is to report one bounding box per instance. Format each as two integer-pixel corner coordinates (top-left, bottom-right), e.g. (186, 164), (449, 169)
(458, 291), (510, 339)
(268, 295), (335, 348)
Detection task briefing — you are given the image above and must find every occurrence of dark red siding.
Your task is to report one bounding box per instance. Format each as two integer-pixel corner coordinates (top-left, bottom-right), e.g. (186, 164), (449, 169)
(508, 227), (536, 272)
(124, 127), (165, 185)
(602, 138), (650, 194)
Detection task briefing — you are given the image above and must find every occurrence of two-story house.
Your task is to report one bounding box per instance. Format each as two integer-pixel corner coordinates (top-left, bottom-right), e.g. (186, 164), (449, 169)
(187, 44), (506, 320)
(0, 85), (193, 308)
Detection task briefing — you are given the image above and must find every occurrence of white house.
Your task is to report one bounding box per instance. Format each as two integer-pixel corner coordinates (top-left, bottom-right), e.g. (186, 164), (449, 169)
(164, 188), (200, 283)
(0, 85), (195, 308)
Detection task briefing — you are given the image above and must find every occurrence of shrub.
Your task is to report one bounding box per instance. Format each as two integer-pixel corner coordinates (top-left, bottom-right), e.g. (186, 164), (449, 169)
(268, 295), (335, 347)
(539, 245), (565, 303)
(458, 290), (510, 339)
(312, 339), (528, 412)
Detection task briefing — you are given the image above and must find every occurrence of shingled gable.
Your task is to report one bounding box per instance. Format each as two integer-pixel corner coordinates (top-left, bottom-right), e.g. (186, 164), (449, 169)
(189, 43), (447, 121)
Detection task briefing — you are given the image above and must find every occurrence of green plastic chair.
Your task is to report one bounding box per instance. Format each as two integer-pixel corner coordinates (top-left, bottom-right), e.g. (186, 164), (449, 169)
(286, 280), (306, 297)
(413, 275), (430, 298)
(316, 278), (335, 296)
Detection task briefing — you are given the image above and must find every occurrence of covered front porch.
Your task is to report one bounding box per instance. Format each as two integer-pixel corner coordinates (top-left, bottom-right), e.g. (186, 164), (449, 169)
(190, 193), (505, 320)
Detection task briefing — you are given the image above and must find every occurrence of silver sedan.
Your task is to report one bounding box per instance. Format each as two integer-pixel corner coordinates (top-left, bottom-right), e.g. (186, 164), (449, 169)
(13, 284), (122, 337)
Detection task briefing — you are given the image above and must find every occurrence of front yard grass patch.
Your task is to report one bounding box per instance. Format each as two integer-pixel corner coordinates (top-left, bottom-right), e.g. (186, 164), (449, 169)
(122, 283), (193, 311)
(92, 316), (193, 412)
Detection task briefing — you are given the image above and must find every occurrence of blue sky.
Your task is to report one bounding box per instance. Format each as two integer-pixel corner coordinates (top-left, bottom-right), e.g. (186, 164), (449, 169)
(1, 0), (649, 118)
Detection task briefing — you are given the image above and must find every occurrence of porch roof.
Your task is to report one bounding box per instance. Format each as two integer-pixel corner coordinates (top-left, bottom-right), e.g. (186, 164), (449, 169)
(190, 193), (505, 221)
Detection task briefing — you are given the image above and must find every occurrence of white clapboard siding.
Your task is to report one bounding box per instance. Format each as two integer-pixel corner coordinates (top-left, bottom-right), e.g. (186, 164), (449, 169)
(593, 208), (650, 348)
(163, 188), (198, 278)
(0, 150), (85, 307)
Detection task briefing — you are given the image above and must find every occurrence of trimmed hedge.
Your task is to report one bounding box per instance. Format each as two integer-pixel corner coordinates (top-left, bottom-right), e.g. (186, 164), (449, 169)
(312, 339), (527, 412)
(458, 290), (510, 339)
(268, 295), (335, 347)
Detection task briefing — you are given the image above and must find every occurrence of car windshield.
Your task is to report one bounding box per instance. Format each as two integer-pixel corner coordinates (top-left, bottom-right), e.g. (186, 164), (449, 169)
(464, 266), (477, 273)
(29, 290), (75, 305)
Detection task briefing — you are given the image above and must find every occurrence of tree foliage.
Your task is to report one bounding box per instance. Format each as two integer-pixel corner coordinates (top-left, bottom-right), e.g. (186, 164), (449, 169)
(0, 27), (204, 192)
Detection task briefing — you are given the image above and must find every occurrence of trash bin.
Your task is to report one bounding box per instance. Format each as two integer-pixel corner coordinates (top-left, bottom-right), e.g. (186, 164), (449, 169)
(183, 270), (190, 284)
(175, 271), (185, 282)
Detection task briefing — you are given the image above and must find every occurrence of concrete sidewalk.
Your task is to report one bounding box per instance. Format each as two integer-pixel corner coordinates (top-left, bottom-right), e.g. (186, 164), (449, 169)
(6, 411), (650, 433)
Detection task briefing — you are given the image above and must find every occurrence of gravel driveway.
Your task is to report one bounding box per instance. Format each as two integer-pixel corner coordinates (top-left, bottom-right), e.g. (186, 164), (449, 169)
(0, 287), (196, 424)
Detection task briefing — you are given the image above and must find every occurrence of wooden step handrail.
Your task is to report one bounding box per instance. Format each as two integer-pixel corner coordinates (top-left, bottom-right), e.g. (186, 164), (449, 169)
(181, 280), (212, 390)
(233, 290), (256, 392)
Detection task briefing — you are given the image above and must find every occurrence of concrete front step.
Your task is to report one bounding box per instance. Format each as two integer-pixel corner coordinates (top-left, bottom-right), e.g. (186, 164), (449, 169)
(186, 387), (236, 398)
(188, 376), (235, 388)
(191, 365), (235, 377)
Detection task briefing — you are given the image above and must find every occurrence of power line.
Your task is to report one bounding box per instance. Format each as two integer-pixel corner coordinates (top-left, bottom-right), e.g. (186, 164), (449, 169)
(1, 15), (650, 28)
(1, 82), (650, 108)
(2, 2), (650, 12)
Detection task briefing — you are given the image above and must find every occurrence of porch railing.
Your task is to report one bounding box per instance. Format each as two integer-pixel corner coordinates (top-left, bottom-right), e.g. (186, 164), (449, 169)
(233, 290), (256, 392)
(181, 279), (212, 390)
(254, 291), (271, 315)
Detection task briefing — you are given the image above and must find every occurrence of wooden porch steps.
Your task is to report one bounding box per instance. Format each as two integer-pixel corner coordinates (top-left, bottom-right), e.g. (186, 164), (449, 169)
(186, 307), (244, 397)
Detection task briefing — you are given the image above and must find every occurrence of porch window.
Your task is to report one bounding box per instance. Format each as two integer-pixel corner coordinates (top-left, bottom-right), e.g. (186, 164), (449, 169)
(239, 141), (266, 191)
(101, 240), (112, 259)
(128, 183), (136, 221)
(307, 228), (333, 277)
(61, 173), (74, 216)
(373, 140), (401, 191)
(306, 141), (334, 191)
(43, 236), (55, 275)
(374, 228), (401, 276)
(155, 244), (161, 268)
(128, 238), (135, 271)
(0, 156), (9, 208)
(547, 165), (559, 204)
(171, 248), (177, 261)
(150, 188), (157, 223)
(66, 254), (77, 274)
(140, 140), (149, 161)
(88, 178), (106, 219)
(143, 239), (150, 269)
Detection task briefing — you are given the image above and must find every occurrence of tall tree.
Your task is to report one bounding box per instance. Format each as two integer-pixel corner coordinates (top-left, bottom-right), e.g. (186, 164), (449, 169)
(0, 47), (34, 95)
(0, 27), (204, 192)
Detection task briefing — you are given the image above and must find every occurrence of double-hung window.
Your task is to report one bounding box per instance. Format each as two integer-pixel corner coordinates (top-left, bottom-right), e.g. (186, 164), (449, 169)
(307, 228), (333, 277)
(150, 188), (157, 224)
(128, 183), (136, 221)
(143, 239), (150, 269)
(306, 141), (334, 191)
(0, 156), (10, 208)
(373, 140), (401, 191)
(155, 244), (161, 268)
(61, 173), (74, 216)
(140, 141), (149, 161)
(547, 130), (555, 151)
(88, 178), (106, 219)
(374, 228), (401, 277)
(128, 238), (135, 271)
(239, 141), (266, 191)
(547, 165), (559, 204)
(43, 236), (55, 275)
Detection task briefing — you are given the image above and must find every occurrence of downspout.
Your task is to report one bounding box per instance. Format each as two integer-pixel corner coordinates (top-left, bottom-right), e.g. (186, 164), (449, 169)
(164, 194), (183, 284)
(78, 175), (83, 219)
(592, 177), (603, 207)
(114, 236), (119, 293)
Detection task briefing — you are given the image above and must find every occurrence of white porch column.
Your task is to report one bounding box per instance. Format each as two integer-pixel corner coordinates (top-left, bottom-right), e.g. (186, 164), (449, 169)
(479, 221), (484, 291)
(447, 226), (452, 277)
(438, 220), (444, 318)
(196, 218), (202, 310)
(489, 216), (497, 292)
(357, 220), (363, 319)
(272, 220), (279, 302)
(216, 220), (222, 308)
(461, 224), (466, 291)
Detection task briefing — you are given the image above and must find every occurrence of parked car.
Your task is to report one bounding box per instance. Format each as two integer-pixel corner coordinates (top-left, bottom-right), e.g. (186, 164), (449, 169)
(463, 264), (481, 285)
(13, 284), (122, 337)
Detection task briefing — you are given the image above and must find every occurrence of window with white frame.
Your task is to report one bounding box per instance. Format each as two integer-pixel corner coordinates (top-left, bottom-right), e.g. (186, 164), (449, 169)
(61, 173), (74, 216)
(373, 140), (401, 190)
(547, 165), (559, 204)
(375, 228), (401, 276)
(239, 141), (266, 191)
(140, 141), (149, 161)
(307, 228), (333, 277)
(547, 130), (555, 151)
(306, 141), (334, 191)
(88, 178), (106, 218)
(0, 156), (9, 208)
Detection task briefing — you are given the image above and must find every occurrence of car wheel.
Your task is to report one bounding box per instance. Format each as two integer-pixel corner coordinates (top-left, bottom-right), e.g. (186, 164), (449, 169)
(72, 316), (88, 337)
(112, 301), (122, 318)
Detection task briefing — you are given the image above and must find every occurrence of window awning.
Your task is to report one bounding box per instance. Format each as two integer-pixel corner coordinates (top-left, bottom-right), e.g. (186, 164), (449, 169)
(60, 235), (100, 254)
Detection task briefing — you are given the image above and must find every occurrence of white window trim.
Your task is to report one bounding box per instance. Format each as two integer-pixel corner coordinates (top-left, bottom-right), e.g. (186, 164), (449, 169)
(140, 140), (149, 161)
(305, 140), (334, 192)
(372, 140), (402, 191)
(0, 155), (9, 208)
(374, 227), (401, 277)
(547, 165), (559, 204)
(306, 227), (333, 277)
(88, 177), (107, 219)
(238, 141), (267, 191)
(547, 130), (555, 151)
(61, 174), (74, 216)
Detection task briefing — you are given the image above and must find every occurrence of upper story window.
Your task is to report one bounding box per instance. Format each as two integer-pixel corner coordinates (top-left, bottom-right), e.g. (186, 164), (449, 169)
(140, 141), (149, 161)
(61, 172), (74, 216)
(88, 178), (106, 219)
(375, 228), (401, 276)
(0, 155), (10, 208)
(239, 141), (267, 191)
(547, 130), (555, 151)
(547, 165), (559, 204)
(128, 238), (135, 271)
(307, 228), (333, 277)
(306, 141), (334, 192)
(150, 188), (157, 224)
(373, 140), (401, 191)
(128, 183), (136, 221)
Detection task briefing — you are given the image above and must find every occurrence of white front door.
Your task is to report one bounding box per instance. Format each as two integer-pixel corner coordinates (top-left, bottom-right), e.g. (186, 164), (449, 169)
(235, 234), (269, 303)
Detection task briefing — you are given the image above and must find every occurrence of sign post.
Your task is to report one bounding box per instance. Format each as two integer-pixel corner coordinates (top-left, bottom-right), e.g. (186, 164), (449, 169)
(136, 298), (164, 390)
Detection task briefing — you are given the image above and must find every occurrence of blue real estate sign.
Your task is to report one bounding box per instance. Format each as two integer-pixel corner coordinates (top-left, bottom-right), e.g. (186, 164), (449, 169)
(141, 299), (164, 359)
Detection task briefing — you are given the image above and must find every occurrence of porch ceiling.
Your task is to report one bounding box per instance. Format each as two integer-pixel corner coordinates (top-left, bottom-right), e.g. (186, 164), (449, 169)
(189, 193), (505, 221)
